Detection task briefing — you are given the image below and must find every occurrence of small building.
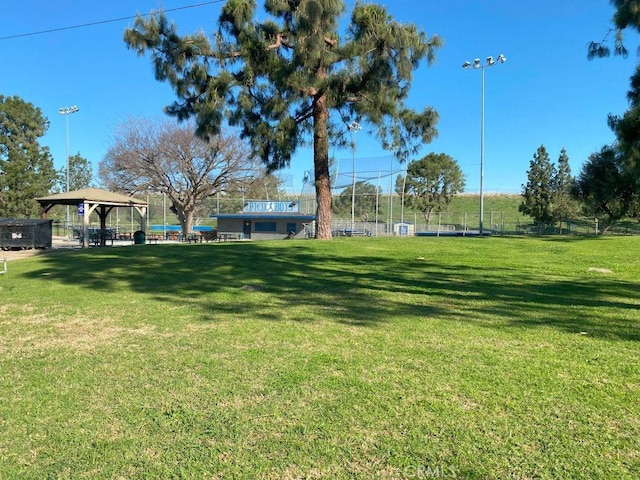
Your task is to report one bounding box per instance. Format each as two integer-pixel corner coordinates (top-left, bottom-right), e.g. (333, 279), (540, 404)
(211, 200), (315, 240)
(394, 222), (415, 236)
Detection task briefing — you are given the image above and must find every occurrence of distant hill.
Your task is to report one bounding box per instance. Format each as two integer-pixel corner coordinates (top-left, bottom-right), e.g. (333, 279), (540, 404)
(449, 194), (528, 222)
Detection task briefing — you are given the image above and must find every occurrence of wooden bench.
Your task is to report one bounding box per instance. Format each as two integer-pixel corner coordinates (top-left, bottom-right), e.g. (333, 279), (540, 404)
(80, 231), (115, 246)
(218, 232), (241, 242)
(186, 233), (202, 243)
(146, 234), (161, 244)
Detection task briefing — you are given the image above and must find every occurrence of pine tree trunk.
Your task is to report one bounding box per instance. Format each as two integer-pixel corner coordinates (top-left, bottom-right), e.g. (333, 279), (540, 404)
(313, 92), (332, 240)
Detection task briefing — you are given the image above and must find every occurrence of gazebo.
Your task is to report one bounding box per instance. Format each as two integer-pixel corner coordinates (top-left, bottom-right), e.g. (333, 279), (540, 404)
(36, 188), (148, 248)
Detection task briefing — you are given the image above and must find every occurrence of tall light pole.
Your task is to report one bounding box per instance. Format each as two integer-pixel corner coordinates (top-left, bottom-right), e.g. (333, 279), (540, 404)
(400, 159), (407, 234)
(348, 121), (361, 233)
(462, 54), (505, 235)
(389, 156), (394, 234)
(59, 105), (79, 231)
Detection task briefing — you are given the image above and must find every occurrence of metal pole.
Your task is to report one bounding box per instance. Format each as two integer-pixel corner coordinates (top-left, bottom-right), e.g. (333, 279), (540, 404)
(59, 105), (79, 235)
(348, 122), (361, 234)
(462, 54), (506, 236)
(389, 158), (393, 234)
(351, 140), (356, 233)
(65, 114), (70, 230)
(401, 161), (407, 233)
(480, 66), (485, 235)
(375, 171), (380, 236)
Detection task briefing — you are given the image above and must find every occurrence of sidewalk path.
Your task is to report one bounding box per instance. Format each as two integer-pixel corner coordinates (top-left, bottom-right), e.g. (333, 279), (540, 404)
(1, 236), (82, 262)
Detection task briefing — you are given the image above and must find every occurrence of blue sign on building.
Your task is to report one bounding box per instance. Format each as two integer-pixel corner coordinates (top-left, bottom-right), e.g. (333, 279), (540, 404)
(78, 202), (84, 216)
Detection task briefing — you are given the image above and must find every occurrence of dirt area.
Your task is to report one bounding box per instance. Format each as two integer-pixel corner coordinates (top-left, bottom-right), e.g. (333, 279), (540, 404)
(1, 236), (81, 262)
(1, 235), (185, 263)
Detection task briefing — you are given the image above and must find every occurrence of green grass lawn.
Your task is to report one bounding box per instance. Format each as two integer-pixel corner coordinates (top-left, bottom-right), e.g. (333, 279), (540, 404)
(1, 236), (639, 479)
(449, 193), (524, 217)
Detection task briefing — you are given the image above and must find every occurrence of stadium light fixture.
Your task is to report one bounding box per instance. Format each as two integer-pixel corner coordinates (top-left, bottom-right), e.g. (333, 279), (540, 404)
(462, 54), (506, 235)
(348, 121), (362, 234)
(59, 105), (80, 230)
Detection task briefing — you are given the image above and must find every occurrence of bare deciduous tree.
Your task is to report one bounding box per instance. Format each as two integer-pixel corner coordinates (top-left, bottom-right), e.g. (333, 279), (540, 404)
(99, 117), (258, 235)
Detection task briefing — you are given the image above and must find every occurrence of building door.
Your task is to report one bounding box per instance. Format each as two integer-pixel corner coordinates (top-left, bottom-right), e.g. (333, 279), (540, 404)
(243, 221), (251, 239)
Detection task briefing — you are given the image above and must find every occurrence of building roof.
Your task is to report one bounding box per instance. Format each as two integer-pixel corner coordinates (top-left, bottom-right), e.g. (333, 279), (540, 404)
(36, 188), (147, 207)
(0, 218), (53, 225)
(211, 213), (315, 221)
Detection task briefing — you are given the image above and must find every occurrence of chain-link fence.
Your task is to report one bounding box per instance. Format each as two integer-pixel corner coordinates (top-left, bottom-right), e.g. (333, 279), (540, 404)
(48, 193), (639, 238)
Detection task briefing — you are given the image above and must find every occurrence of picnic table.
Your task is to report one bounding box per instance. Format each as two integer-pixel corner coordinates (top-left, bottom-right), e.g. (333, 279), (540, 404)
(218, 232), (241, 242)
(332, 228), (372, 237)
(186, 233), (202, 243)
(200, 230), (218, 242)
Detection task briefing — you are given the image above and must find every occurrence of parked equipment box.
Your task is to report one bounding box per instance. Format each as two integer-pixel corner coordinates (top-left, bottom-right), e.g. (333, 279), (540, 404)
(0, 218), (53, 250)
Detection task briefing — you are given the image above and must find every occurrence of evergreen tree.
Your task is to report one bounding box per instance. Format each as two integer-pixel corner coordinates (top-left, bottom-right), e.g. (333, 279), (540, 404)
(519, 145), (556, 226)
(608, 66), (640, 195)
(333, 181), (379, 221)
(587, 0), (640, 59)
(0, 95), (56, 217)
(587, 1), (640, 222)
(56, 153), (93, 192)
(124, 0), (441, 239)
(552, 147), (578, 230)
(573, 146), (636, 231)
(400, 153), (465, 226)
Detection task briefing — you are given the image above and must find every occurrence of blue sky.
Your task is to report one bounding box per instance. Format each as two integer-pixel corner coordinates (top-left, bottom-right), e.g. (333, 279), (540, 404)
(1, 0), (637, 195)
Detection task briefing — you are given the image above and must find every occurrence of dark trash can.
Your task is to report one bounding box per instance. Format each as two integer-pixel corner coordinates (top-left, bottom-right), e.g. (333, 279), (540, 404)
(133, 230), (146, 245)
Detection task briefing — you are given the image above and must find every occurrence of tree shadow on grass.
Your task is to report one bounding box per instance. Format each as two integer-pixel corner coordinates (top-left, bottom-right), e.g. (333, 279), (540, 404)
(22, 241), (640, 340)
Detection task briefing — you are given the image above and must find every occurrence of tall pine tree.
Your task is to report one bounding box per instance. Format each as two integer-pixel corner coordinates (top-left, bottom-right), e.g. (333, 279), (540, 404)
(586, 0), (640, 222)
(520, 145), (556, 226)
(124, 0), (441, 239)
(552, 147), (577, 231)
(0, 95), (56, 217)
(58, 153), (93, 192)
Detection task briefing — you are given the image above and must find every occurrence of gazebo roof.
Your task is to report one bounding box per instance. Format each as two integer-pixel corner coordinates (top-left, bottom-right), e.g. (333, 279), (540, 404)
(36, 188), (147, 208)
(36, 188), (148, 249)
